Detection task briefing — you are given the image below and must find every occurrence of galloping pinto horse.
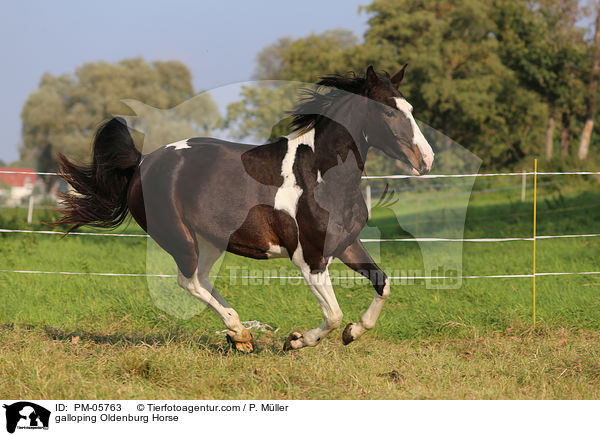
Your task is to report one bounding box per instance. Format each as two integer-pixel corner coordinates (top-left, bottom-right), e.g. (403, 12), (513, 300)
(56, 66), (434, 352)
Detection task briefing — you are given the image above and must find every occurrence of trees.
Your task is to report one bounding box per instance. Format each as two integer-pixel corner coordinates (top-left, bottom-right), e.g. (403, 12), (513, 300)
(494, 0), (587, 162)
(225, 29), (404, 174)
(362, 0), (548, 167)
(226, 84), (296, 142)
(226, 0), (596, 169)
(226, 29), (363, 141)
(254, 30), (360, 82)
(579, 2), (600, 160)
(227, 0), (548, 168)
(24, 3), (591, 170)
(21, 58), (221, 163)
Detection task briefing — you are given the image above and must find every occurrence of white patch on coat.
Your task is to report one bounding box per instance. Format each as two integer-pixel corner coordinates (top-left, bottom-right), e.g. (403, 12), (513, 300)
(286, 128), (315, 151)
(266, 243), (288, 258)
(165, 139), (191, 150)
(393, 97), (434, 170)
(317, 170), (323, 183)
(291, 244), (311, 275)
(274, 137), (304, 217)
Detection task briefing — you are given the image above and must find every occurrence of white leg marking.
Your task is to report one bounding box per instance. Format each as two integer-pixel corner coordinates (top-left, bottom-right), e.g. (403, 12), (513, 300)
(393, 97), (434, 170)
(165, 139), (191, 150)
(287, 246), (342, 349)
(176, 238), (246, 340)
(346, 277), (390, 342)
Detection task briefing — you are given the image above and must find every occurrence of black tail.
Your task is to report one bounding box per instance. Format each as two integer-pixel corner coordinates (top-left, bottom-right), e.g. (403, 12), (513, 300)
(54, 117), (141, 230)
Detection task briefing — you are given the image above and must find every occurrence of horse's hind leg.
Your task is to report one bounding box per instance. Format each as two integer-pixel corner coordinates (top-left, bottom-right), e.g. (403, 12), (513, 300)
(337, 239), (390, 345)
(283, 249), (343, 350)
(177, 236), (254, 352)
(146, 195), (253, 351)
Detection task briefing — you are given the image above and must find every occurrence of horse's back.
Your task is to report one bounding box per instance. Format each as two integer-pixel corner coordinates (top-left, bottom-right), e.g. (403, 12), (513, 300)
(135, 136), (287, 250)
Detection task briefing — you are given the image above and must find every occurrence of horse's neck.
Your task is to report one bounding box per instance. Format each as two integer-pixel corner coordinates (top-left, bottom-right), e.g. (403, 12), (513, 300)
(313, 118), (367, 186)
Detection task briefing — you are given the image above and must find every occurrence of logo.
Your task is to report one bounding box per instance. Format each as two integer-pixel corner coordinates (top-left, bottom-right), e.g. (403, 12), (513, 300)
(3, 402), (50, 434)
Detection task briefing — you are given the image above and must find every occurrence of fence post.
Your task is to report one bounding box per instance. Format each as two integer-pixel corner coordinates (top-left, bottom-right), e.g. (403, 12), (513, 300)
(365, 185), (372, 219)
(27, 195), (34, 225)
(521, 172), (527, 202)
(532, 160), (538, 328)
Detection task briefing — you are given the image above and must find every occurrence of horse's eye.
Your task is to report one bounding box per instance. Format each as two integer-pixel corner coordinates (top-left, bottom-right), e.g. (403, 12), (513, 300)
(385, 110), (394, 117)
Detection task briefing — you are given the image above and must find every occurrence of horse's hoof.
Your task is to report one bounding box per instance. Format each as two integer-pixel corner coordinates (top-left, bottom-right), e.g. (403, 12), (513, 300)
(226, 331), (254, 353)
(342, 323), (356, 345)
(233, 340), (254, 353)
(283, 332), (303, 351)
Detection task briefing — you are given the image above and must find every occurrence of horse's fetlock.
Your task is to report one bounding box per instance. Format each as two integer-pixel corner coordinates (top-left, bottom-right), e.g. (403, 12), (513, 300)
(329, 311), (343, 329)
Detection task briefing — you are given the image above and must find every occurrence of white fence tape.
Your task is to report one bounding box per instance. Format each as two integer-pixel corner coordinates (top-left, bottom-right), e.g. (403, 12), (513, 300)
(361, 234), (600, 242)
(2, 169), (600, 179)
(0, 269), (599, 280)
(362, 171), (600, 179)
(1, 168), (598, 281)
(1, 228), (599, 242)
(0, 170), (58, 176)
(0, 228), (149, 237)
(0, 269), (174, 277)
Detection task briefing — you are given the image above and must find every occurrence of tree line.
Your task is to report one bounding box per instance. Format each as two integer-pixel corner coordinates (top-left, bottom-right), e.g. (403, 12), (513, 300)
(227, 0), (600, 171)
(19, 58), (221, 178)
(18, 0), (600, 175)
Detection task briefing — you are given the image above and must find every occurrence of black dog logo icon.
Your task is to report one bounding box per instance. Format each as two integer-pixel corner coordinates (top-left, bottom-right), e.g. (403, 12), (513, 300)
(3, 402), (50, 433)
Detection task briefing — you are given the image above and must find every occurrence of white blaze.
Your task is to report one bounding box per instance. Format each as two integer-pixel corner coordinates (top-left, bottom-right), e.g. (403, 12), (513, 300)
(393, 98), (434, 170)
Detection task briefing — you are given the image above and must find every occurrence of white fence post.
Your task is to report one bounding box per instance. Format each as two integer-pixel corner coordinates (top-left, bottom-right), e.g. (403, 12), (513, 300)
(521, 172), (526, 202)
(27, 195), (34, 224)
(365, 185), (372, 219)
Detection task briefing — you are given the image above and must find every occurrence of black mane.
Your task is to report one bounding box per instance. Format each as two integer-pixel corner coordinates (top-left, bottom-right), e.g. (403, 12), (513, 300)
(290, 72), (368, 134)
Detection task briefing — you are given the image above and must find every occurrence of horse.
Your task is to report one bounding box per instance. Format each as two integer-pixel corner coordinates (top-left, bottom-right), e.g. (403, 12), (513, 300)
(55, 65), (434, 352)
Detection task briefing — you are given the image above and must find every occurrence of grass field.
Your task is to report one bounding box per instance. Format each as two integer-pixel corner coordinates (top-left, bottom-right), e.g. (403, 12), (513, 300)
(1, 175), (599, 399)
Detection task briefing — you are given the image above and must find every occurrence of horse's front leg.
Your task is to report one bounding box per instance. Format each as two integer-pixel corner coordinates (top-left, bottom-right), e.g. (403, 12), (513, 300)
(283, 250), (343, 350)
(337, 239), (390, 345)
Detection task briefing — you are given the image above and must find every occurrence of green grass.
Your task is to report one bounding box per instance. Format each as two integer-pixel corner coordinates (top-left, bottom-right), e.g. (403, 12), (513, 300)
(0, 176), (599, 398)
(1, 324), (599, 399)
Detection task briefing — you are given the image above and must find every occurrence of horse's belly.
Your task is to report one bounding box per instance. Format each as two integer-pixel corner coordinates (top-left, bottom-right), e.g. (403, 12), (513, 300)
(225, 204), (299, 260)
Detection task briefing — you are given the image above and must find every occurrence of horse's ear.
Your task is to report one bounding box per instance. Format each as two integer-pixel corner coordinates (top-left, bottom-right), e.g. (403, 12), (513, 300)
(391, 63), (408, 87)
(366, 65), (378, 88)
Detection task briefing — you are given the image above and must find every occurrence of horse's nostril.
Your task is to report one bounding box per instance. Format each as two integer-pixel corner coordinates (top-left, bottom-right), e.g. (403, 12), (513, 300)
(419, 156), (433, 174)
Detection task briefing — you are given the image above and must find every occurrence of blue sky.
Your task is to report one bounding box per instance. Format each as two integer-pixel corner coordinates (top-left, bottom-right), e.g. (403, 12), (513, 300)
(0, 1), (370, 163)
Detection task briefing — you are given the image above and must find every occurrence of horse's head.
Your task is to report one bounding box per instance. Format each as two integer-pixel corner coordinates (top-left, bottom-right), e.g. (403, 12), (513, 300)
(362, 65), (434, 175)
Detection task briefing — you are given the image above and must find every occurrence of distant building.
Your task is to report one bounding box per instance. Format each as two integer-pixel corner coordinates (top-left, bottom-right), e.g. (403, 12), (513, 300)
(0, 168), (37, 206)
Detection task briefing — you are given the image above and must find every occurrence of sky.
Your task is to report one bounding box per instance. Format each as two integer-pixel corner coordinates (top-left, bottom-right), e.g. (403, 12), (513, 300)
(0, 0), (370, 164)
